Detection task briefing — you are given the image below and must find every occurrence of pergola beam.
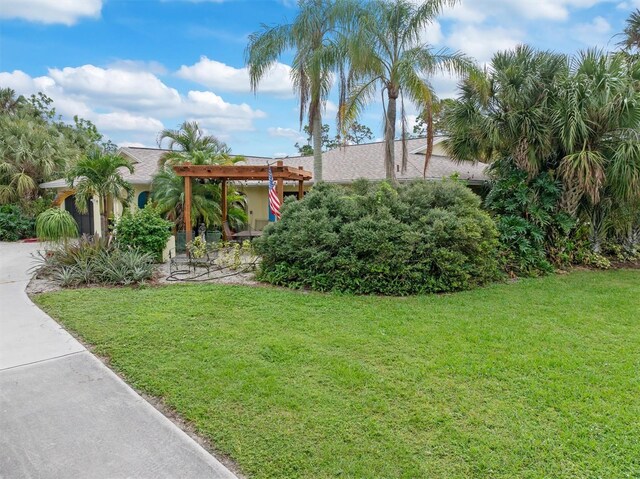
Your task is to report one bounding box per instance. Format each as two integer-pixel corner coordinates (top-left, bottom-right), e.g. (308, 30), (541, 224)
(173, 164), (312, 181)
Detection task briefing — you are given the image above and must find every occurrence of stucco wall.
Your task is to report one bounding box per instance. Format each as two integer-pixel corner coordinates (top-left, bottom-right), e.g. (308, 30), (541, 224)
(238, 184), (310, 230)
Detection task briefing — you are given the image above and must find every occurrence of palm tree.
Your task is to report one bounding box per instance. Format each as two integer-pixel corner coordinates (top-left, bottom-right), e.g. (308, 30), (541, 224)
(444, 46), (640, 250)
(66, 149), (134, 235)
(157, 120), (232, 167)
(618, 9), (640, 55)
(0, 115), (78, 204)
(444, 46), (567, 174)
(152, 121), (248, 231)
(554, 49), (640, 225)
(0, 88), (24, 116)
(246, 0), (349, 182)
(340, 0), (472, 182)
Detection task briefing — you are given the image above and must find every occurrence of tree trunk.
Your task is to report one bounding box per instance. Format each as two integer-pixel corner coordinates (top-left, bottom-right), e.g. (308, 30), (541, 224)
(102, 195), (109, 238)
(423, 103), (434, 178)
(385, 91), (397, 183)
(312, 112), (323, 182)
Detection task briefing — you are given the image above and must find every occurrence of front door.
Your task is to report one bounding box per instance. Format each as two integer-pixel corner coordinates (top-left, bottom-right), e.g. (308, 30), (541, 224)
(65, 195), (95, 236)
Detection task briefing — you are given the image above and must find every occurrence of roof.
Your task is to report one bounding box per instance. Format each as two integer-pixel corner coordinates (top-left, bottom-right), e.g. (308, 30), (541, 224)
(40, 139), (488, 188)
(248, 137), (488, 184)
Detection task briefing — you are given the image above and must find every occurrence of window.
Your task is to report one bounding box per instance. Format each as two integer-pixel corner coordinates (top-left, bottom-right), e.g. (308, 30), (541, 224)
(138, 191), (150, 209)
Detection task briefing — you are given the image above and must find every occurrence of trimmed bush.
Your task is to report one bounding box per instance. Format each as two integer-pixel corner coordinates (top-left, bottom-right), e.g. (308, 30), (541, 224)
(255, 180), (502, 295)
(114, 206), (172, 261)
(0, 204), (35, 241)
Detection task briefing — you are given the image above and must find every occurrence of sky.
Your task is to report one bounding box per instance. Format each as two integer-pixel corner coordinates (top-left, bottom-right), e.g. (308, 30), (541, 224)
(0, 0), (637, 157)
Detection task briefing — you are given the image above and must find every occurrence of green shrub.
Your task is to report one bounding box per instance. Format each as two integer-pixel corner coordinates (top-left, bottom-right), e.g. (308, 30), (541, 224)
(255, 180), (502, 295)
(485, 163), (575, 276)
(114, 206), (172, 261)
(36, 208), (78, 242)
(34, 235), (154, 287)
(0, 204), (36, 241)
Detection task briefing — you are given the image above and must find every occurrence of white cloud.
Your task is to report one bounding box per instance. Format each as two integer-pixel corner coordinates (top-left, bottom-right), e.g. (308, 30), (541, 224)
(0, 64), (268, 145)
(184, 90), (265, 120)
(267, 127), (305, 141)
(446, 25), (523, 64)
(617, 1), (640, 9)
(93, 112), (164, 133)
(48, 65), (182, 111)
(324, 101), (338, 115)
(177, 56), (294, 96)
(119, 142), (148, 148)
(0, 0), (102, 25)
(420, 20), (444, 45)
(443, 0), (610, 22)
(106, 60), (168, 76)
(573, 16), (612, 46)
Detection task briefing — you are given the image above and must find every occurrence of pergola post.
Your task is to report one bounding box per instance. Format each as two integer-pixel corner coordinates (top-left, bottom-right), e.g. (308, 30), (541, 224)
(297, 166), (305, 200)
(184, 177), (192, 242)
(221, 179), (228, 240)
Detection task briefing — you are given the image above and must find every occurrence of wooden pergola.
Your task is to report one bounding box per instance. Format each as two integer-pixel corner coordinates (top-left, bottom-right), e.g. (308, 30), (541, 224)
(173, 160), (312, 242)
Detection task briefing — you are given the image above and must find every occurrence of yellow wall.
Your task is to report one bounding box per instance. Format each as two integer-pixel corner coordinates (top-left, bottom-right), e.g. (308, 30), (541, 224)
(238, 184), (310, 230)
(432, 141), (448, 156)
(57, 182), (307, 234)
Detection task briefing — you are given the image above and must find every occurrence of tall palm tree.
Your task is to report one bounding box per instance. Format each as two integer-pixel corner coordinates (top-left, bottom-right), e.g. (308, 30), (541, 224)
(246, 0), (349, 182)
(340, 0), (472, 182)
(66, 149), (134, 235)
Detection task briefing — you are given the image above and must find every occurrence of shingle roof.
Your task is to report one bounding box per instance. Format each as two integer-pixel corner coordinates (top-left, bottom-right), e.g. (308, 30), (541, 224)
(40, 139), (488, 188)
(249, 137), (488, 184)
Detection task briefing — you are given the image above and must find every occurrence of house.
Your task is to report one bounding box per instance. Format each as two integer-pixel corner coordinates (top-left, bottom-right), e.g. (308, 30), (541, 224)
(40, 137), (488, 236)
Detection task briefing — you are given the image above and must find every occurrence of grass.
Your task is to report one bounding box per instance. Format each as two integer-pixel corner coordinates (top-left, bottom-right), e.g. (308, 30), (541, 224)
(35, 270), (640, 479)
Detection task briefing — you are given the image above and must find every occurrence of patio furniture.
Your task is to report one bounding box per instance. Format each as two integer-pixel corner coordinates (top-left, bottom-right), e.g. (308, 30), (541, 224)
(232, 230), (263, 241)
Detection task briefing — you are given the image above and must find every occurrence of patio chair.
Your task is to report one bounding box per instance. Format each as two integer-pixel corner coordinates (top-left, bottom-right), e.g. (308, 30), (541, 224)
(222, 221), (236, 242)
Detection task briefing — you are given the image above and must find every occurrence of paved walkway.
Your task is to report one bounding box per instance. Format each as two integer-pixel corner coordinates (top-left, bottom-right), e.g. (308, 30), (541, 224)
(0, 242), (237, 479)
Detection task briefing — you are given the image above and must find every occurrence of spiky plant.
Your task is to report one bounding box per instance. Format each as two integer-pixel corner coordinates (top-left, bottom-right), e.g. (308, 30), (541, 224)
(36, 208), (78, 242)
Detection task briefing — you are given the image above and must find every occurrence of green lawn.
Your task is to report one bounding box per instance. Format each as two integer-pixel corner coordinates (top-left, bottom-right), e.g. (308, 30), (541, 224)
(35, 270), (640, 479)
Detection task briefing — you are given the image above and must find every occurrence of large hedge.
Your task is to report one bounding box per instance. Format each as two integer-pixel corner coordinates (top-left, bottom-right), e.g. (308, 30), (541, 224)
(255, 180), (502, 295)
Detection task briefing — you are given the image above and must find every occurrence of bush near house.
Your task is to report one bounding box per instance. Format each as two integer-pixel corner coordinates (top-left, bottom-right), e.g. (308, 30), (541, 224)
(114, 206), (172, 261)
(256, 180), (502, 295)
(0, 204), (36, 241)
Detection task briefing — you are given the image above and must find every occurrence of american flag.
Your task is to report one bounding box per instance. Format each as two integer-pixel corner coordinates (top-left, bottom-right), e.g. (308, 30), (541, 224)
(268, 166), (281, 220)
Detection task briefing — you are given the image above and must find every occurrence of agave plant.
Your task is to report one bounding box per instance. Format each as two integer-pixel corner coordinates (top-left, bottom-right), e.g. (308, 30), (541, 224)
(35, 208), (78, 243)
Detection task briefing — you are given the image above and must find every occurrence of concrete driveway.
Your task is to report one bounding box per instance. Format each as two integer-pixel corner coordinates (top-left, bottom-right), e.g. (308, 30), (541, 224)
(0, 242), (237, 479)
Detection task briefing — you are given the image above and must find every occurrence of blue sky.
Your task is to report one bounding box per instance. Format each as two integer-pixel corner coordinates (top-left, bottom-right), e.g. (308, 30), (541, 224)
(0, 0), (637, 157)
